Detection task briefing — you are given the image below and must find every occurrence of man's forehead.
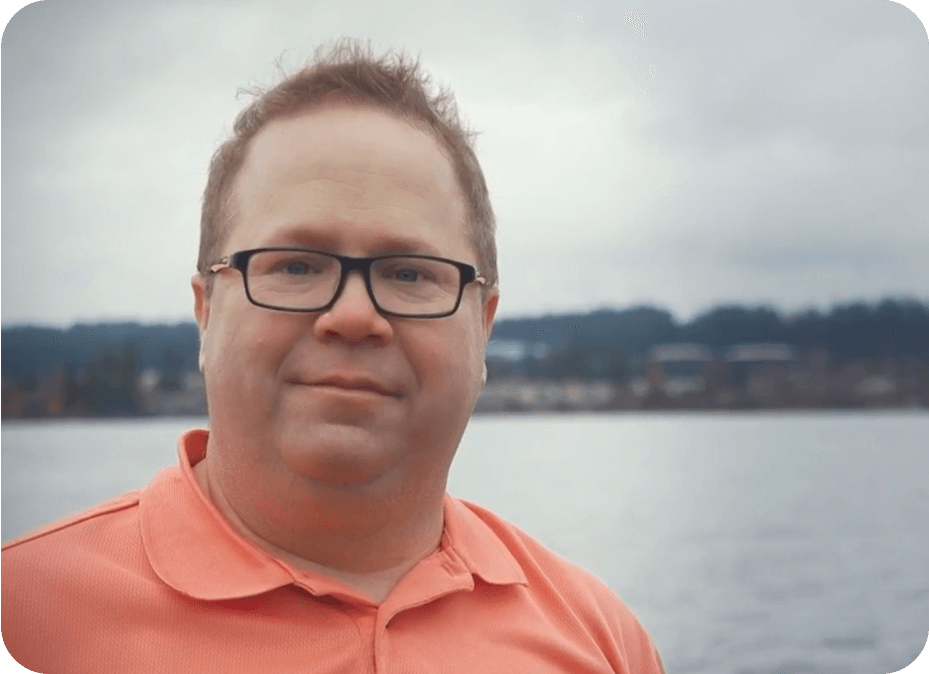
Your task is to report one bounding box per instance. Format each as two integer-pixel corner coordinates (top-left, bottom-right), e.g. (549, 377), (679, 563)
(222, 103), (471, 256)
(235, 105), (457, 203)
(253, 102), (444, 161)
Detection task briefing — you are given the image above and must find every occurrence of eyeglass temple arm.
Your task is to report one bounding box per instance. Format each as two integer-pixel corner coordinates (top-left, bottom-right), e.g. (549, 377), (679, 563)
(208, 258), (231, 274)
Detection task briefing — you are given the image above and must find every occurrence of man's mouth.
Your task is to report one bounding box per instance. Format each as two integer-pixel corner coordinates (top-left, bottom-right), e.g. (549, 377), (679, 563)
(305, 376), (399, 398)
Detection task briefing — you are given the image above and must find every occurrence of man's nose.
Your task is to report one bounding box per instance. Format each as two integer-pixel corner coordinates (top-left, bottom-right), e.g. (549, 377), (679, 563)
(312, 271), (394, 344)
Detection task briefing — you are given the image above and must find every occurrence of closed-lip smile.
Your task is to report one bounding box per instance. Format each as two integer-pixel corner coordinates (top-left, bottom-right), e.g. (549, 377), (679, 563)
(304, 376), (399, 398)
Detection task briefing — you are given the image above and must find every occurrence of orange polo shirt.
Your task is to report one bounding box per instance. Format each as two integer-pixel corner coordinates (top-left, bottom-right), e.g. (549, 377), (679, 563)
(3, 429), (662, 674)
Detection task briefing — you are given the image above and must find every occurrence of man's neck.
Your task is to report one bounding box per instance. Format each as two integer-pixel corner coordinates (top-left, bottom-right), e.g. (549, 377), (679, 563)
(261, 545), (432, 603)
(192, 458), (444, 603)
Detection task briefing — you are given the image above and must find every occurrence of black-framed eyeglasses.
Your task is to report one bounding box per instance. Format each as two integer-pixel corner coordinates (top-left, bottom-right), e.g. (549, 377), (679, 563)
(208, 248), (487, 318)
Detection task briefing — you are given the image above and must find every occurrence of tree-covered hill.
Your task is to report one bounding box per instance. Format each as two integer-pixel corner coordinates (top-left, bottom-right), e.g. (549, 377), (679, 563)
(3, 298), (928, 383)
(491, 298), (929, 360)
(2, 322), (199, 382)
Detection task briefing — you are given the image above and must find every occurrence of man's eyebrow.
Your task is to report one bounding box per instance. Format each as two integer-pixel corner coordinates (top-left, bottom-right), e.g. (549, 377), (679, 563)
(374, 238), (443, 256)
(267, 228), (444, 257)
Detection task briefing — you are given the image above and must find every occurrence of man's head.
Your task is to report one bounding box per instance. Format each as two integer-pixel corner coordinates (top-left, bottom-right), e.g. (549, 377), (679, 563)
(198, 39), (497, 293)
(191, 43), (498, 543)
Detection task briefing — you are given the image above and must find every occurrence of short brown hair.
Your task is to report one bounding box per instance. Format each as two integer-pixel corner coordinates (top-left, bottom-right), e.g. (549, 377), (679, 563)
(198, 39), (498, 292)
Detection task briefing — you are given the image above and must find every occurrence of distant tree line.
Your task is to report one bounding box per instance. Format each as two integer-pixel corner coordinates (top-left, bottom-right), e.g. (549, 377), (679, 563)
(61, 345), (141, 416)
(2, 322), (199, 382)
(2, 298), (928, 386)
(491, 298), (929, 379)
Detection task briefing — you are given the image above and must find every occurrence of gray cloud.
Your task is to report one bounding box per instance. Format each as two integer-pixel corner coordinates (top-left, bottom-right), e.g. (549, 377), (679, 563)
(2, 0), (927, 326)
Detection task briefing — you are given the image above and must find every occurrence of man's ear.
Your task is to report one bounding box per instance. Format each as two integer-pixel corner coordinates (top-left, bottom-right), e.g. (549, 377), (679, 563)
(482, 289), (499, 344)
(192, 274), (211, 333)
(192, 275), (211, 372)
(483, 290), (500, 342)
(480, 291), (498, 388)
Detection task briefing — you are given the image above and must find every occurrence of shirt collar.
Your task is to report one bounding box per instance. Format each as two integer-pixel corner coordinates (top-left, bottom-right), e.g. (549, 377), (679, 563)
(441, 497), (527, 587)
(139, 429), (526, 602)
(139, 429), (295, 600)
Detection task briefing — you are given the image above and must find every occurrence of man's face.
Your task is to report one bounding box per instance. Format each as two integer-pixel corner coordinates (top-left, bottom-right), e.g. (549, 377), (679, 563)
(193, 105), (497, 507)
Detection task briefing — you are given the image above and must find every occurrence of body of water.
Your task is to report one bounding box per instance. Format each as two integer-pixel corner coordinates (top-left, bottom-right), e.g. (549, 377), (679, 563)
(3, 411), (927, 674)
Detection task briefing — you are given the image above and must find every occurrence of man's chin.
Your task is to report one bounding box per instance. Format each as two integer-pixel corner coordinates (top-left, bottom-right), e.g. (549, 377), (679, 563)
(277, 425), (400, 491)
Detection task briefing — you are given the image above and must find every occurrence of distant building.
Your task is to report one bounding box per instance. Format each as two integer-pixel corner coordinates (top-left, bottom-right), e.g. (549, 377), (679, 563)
(726, 343), (796, 385)
(138, 369), (207, 416)
(486, 340), (546, 362)
(637, 343), (713, 398)
(723, 343), (797, 407)
(726, 343), (795, 363)
(475, 379), (616, 413)
(485, 339), (548, 379)
(650, 343), (713, 364)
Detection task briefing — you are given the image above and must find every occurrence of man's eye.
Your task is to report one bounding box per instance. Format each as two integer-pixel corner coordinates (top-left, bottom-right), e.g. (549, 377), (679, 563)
(274, 259), (320, 275)
(394, 268), (421, 283)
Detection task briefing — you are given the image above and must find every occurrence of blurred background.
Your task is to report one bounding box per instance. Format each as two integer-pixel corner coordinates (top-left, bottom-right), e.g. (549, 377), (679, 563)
(3, 0), (928, 326)
(4, 0), (929, 415)
(2, 1), (928, 673)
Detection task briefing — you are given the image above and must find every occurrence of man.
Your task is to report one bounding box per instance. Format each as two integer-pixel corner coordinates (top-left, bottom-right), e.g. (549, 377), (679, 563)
(3, 41), (665, 673)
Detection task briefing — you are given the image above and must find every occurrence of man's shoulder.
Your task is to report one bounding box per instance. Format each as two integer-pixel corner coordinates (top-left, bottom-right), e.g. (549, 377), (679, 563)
(2, 489), (150, 625)
(2, 490), (142, 558)
(1, 488), (174, 672)
(452, 498), (662, 671)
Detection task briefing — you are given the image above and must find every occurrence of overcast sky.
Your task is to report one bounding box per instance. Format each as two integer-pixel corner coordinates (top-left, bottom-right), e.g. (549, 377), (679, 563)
(2, 0), (928, 328)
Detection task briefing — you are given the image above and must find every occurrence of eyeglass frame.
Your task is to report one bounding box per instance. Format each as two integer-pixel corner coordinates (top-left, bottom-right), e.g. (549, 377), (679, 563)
(208, 247), (488, 319)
